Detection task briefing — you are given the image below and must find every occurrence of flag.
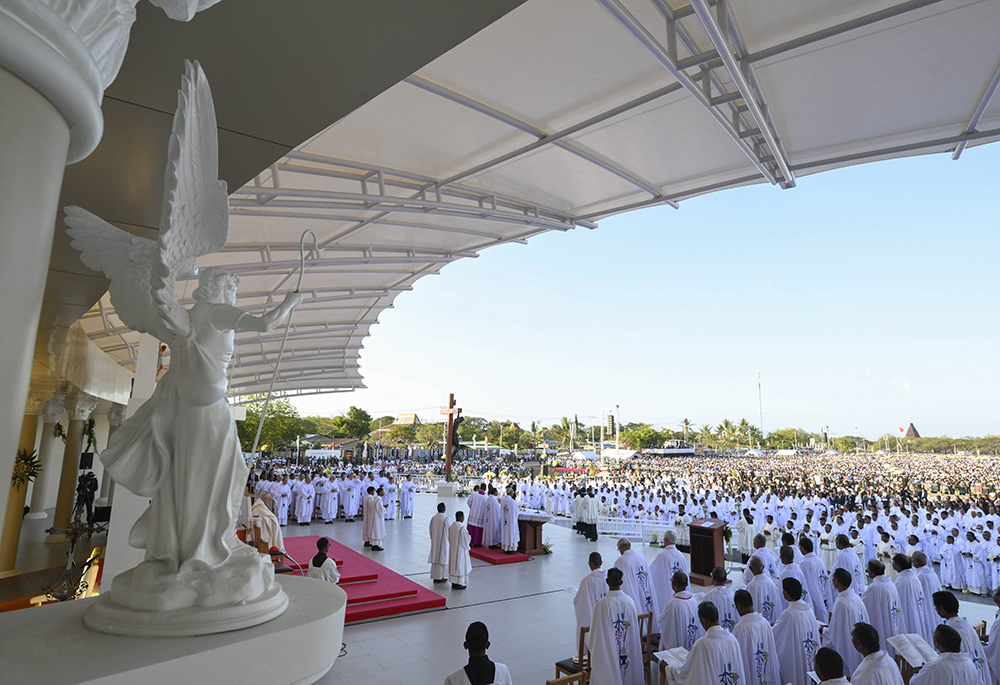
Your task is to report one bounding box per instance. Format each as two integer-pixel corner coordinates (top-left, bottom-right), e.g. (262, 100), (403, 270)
(899, 427), (904, 433)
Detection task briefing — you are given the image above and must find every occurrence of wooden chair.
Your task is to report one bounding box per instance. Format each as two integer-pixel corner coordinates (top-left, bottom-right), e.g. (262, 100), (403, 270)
(975, 620), (987, 641)
(555, 626), (590, 685)
(545, 673), (586, 685)
(636, 611), (654, 685)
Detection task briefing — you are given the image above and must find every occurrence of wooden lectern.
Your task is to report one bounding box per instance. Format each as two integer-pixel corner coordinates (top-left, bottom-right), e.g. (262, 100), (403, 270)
(688, 519), (726, 586)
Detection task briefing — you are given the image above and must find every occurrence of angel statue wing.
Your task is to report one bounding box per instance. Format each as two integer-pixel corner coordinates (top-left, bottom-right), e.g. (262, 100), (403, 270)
(67, 60), (229, 344)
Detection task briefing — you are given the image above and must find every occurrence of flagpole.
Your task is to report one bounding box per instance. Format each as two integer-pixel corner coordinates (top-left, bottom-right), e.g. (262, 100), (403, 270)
(757, 370), (764, 442)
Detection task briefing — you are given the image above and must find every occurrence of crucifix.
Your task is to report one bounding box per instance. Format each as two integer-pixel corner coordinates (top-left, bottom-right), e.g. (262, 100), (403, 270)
(440, 393), (462, 480)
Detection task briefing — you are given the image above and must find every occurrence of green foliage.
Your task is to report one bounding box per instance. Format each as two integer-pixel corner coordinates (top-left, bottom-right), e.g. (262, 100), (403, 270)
(457, 416), (489, 442)
(620, 423), (668, 450)
(333, 406), (374, 440)
(369, 415), (395, 433)
(416, 422), (443, 448)
(236, 395), (301, 451)
(11, 448), (41, 490)
(485, 421), (529, 450)
(84, 416), (99, 454)
(300, 415), (339, 437)
(384, 424), (416, 444)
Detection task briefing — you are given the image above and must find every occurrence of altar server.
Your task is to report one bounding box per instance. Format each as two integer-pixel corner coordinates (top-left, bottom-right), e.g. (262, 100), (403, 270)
(773, 578), (822, 685)
(732, 589), (782, 685)
(862, 560), (901, 658)
(589, 568), (644, 685)
(658, 571), (702, 651)
(823, 568), (870, 674)
(448, 510), (471, 589)
(444, 622), (512, 685)
(307, 536), (340, 584)
(911, 624), (981, 685)
(428, 502), (451, 583)
(662, 600), (746, 685)
(614, 537), (660, 630)
(849, 622), (903, 685)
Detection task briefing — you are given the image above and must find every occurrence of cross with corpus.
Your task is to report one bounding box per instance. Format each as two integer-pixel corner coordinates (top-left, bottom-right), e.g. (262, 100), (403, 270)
(440, 393), (462, 480)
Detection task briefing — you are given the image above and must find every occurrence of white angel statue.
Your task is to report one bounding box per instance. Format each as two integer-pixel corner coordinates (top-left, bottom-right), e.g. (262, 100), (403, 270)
(67, 61), (299, 630)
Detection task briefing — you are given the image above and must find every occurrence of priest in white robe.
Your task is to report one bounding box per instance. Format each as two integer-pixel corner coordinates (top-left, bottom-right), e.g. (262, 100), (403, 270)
(399, 475), (416, 518)
(703, 566), (739, 631)
(362, 486), (377, 546)
(250, 493), (284, 552)
(650, 530), (689, 605)
(913, 551), (945, 631)
(799, 536), (833, 622)
(833, 534), (866, 592)
(813, 647), (851, 685)
(448, 511), (472, 589)
(319, 475), (338, 523)
(911, 624), (982, 685)
(428, 502), (451, 583)
(658, 571), (703, 651)
(272, 476), (292, 526)
(589, 567), (644, 685)
(747, 556), (783, 625)
(824, 568), (871, 674)
(933, 590), (992, 685)
(499, 488), (520, 554)
(893, 553), (932, 643)
(482, 486), (502, 549)
(574, 552), (607, 635)
(862, 560), (902, 658)
(294, 475), (315, 525)
(849, 622), (903, 685)
(744, 534), (780, 585)
(614, 537), (660, 631)
(772, 578), (821, 685)
(369, 487), (386, 550)
(306, 536), (340, 584)
(778, 545), (809, 613)
(732, 589), (783, 685)
(664, 600), (747, 685)
(985, 587), (1000, 685)
(467, 486), (486, 547)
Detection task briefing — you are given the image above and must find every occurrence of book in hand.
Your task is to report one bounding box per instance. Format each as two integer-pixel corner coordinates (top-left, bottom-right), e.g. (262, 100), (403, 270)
(887, 633), (938, 667)
(653, 646), (689, 668)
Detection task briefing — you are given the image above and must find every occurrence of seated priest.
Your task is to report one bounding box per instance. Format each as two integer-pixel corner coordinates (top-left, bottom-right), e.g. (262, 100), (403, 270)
(251, 492), (284, 552)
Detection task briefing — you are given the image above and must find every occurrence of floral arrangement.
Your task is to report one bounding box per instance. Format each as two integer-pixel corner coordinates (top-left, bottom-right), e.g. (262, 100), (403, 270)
(11, 448), (41, 490)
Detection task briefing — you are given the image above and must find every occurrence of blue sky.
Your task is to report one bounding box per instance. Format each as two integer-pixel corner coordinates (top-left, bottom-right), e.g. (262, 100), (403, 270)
(293, 143), (1000, 439)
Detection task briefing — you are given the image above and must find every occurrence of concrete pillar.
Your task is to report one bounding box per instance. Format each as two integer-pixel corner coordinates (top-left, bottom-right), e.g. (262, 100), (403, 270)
(26, 390), (69, 520)
(47, 392), (98, 541)
(96, 403), (125, 507)
(0, 392), (45, 578)
(0, 2), (104, 545)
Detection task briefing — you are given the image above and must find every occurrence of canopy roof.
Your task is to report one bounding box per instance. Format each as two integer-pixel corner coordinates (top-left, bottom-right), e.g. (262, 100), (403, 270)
(79, 0), (1000, 399)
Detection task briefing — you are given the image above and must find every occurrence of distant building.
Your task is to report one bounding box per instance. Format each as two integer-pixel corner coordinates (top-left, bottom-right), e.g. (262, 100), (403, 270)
(904, 423), (921, 439)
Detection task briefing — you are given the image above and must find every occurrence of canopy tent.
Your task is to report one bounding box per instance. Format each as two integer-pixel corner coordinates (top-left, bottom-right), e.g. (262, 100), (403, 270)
(572, 450), (601, 461)
(76, 0), (1000, 398)
(745, 448), (764, 456)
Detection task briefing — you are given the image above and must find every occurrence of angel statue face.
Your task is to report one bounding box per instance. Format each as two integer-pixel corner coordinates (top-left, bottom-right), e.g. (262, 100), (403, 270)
(192, 267), (240, 305)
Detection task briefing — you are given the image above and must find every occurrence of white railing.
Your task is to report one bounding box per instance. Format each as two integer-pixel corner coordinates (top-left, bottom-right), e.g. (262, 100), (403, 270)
(597, 516), (644, 539)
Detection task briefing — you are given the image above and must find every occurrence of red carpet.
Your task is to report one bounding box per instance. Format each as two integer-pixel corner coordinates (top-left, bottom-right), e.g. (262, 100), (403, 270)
(282, 535), (445, 623)
(469, 546), (531, 564)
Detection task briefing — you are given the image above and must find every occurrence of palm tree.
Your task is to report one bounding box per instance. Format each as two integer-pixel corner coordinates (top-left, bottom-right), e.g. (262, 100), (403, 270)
(681, 418), (692, 442)
(717, 419), (735, 449)
(551, 417), (573, 451)
(738, 418), (751, 448)
(699, 423), (714, 446)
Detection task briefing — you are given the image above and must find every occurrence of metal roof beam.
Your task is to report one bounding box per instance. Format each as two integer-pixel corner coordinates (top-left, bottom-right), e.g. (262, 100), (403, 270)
(952, 55), (1000, 160)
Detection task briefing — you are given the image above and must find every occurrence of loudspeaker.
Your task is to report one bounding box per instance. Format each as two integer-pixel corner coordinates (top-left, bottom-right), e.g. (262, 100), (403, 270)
(79, 452), (94, 470)
(94, 506), (112, 523)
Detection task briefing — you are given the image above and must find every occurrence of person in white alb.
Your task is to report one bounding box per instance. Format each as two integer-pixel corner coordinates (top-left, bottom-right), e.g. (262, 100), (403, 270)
(650, 530), (689, 606)
(813, 647), (850, 685)
(614, 537), (660, 631)
(448, 511), (471, 590)
(443, 622), (511, 685)
(772, 577), (821, 685)
(823, 567), (870, 674)
(428, 502), (451, 584)
(893, 553), (932, 643)
(932, 590), (992, 685)
(799, 536), (833, 622)
(732, 589), (782, 685)
(662, 600), (747, 685)
(573, 552), (607, 636)
(306, 537), (340, 585)
(862, 560), (902, 659)
(369, 486), (386, 551)
(703, 566), (739, 631)
(589, 567), (644, 685)
(399, 475), (416, 518)
(849, 622), (903, 685)
(499, 487), (520, 554)
(911, 624), (981, 685)
(747, 556), (783, 626)
(658, 571), (703, 651)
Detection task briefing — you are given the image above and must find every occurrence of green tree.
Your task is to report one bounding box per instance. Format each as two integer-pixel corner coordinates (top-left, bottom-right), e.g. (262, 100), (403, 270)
(237, 395), (301, 451)
(332, 406), (374, 440)
(300, 415), (339, 436)
(551, 417), (574, 450)
(416, 422), (443, 448)
(698, 424), (715, 446)
(384, 424), (416, 444)
(457, 416), (489, 442)
(681, 418), (692, 442)
(369, 415), (395, 433)
(620, 423), (662, 450)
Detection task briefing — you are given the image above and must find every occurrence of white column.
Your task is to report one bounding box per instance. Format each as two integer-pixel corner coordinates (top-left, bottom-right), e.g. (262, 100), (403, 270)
(46, 391), (99, 541)
(25, 391), (68, 520)
(0, 2), (104, 542)
(102, 334), (159, 584)
(95, 403), (126, 507)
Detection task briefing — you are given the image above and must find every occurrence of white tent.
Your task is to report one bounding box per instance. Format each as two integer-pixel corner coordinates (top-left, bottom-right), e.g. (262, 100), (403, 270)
(572, 450), (601, 461)
(602, 448), (638, 460)
(745, 448), (764, 456)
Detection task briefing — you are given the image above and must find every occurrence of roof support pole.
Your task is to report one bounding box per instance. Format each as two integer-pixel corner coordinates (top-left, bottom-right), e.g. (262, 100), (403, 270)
(952, 54), (1000, 160)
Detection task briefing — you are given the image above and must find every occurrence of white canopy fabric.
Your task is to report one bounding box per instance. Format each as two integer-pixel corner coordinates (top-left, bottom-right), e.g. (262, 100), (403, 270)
(573, 450), (601, 461)
(79, 0), (1000, 398)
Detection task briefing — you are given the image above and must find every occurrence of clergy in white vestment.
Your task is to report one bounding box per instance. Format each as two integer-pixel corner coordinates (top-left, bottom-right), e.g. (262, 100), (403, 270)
(650, 530), (689, 605)
(703, 566), (739, 631)
(823, 568), (871, 674)
(589, 568), (644, 685)
(428, 502), (452, 583)
(813, 647), (851, 685)
(732, 588), (783, 685)
(985, 587), (1000, 685)
(674, 505), (692, 547)
(911, 624), (982, 685)
(799, 536), (833, 622)
(747, 556), (783, 626)
(306, 536), (341, 584)
(664, 601), (747, 685)
(912, 551), (945, 631)
(658, 571), (704, 651)
(499, 489), (520, 553)
(933, 590), (992, 685)
(383, 477), (397, 520)
(574, 552), (608, 634)
(467, 486), (487, 547)
(443, 622), (512, 685)
(614, 538), (660, 631)
(833, 534), (866, 592)
(319, 476), (339, 523)
(399, 476), (416, 518)
(736, 510), (756, 562)
(848, 622), (903, 685)
(744, 534), (781, 585)
(482, 487), (502, 549)
(273, 476), (292, 526)
(777, 545), (809, 613)
(362, 487), (376, 546)
(448, 511), (472, 589)
(772, 578), (821, 685)
(893, 554), (932, 643)
(250, 493), (284, 552)
(861, 560), (902, 658)
(369, 487), (386, 550)
(294, 475), (315, 525)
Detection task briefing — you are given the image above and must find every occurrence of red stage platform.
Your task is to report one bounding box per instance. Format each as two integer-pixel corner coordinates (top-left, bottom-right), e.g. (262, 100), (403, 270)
(282, 535), (446, 623)
(469, 546), (530, 564)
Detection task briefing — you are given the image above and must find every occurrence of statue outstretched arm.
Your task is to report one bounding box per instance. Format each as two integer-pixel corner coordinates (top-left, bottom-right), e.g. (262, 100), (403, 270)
(209, 292), (302, 333)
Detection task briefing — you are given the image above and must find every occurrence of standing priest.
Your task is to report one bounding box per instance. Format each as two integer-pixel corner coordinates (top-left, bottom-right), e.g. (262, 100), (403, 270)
(663, 601), (747, 685)
(589, 567), (644, 685)
(428, 502), (451, 583)
(614, 537), (660, 632)
(773, 578), (821, 685)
